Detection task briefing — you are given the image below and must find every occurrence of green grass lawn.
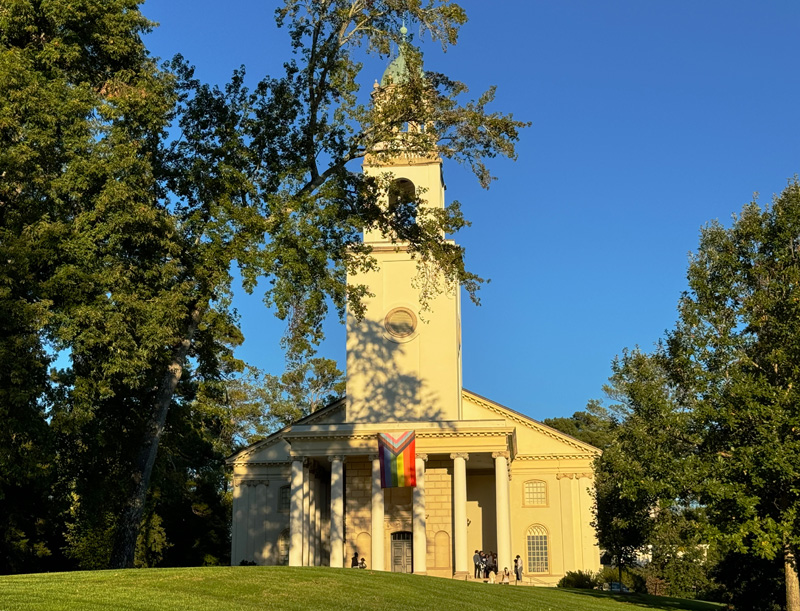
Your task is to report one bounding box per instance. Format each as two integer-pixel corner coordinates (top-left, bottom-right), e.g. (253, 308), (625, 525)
(0, 567), (724, 611)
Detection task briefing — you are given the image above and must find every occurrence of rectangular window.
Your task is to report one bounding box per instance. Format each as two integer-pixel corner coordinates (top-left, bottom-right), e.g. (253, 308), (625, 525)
(524, 480), (547, 506)
(279, 485), (290, 513)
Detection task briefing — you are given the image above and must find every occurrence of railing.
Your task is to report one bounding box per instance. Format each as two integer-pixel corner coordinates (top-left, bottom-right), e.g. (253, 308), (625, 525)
(524, 575), (553, 586)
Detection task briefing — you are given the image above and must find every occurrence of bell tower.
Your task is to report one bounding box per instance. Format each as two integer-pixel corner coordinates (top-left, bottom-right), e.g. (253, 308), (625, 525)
(345, 42), (463, 424)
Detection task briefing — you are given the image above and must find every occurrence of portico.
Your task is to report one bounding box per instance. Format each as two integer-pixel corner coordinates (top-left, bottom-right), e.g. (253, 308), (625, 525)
(278, 420), (516, 576)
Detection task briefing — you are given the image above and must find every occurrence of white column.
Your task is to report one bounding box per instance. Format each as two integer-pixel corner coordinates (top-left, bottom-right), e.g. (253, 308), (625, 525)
(451, 453), (469, 576)
(302, 463), (311, 565)
(315, 477), (323, 566)
(494, 452), (512, 573)
(413, 453), (428, 574)
(289, 457), (305, 567)
(308, 469), (317, 566)
(329, 455), (345, 568)
(231, 479), (244, 565)
(370, 454), (385, 571)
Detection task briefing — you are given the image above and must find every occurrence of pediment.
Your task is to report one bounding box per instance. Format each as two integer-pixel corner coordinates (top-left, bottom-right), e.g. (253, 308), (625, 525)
(226, 397), (346, 465)
(462, 389), (601, 460)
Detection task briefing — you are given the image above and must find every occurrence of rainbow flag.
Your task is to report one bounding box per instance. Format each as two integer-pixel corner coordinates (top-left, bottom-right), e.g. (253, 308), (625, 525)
(377, 432), (416, 488)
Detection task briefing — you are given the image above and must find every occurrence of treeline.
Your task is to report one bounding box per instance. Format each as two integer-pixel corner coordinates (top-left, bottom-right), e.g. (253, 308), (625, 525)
(0, 0), (523, 574)
(546, 180), (800, 611)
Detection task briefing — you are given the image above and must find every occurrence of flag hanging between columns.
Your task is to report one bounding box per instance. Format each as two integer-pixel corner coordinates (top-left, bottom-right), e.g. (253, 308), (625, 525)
(377, 432), (416, 488)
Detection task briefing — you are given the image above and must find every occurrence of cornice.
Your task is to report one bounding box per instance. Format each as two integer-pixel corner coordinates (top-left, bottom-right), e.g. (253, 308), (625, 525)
(364, 151), (441, 167)
(286, 429), (509, 442)
(368, 244), (411, 254)
(513, 454), (598, 461)
(229, 460), (291, 468)
(233, 478), (270, 487)
(556, 472), (594, 480)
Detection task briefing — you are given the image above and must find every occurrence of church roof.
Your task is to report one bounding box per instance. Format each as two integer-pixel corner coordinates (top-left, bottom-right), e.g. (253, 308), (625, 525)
(380, 39), (423, 87)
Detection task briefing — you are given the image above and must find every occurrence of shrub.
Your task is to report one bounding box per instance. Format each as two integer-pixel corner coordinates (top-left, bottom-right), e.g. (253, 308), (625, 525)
(557, 570), (597, 589)
(597, 566), (646, 593)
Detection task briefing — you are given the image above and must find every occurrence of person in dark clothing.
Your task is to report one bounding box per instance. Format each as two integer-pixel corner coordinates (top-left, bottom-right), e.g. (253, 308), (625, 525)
(351, 552), (359, 568)
(514, 555), (523, 582)
(473, 550), (481, 578)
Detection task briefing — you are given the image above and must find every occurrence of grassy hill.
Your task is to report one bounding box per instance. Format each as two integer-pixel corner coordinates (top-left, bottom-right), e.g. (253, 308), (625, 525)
(0, 566), (723, 611)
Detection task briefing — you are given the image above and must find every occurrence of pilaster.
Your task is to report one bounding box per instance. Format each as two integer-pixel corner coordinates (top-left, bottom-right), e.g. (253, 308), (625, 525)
(370, 453), (386, 571)
(413, 453), (428, 574)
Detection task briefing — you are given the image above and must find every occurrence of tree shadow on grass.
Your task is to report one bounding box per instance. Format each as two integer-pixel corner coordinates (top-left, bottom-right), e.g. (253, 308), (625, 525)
(561, 588), (723, 611)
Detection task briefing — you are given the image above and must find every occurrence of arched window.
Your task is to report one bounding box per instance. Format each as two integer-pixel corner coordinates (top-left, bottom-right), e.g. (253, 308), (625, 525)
(434, 531), (451, 568)
(526, 524), (549, 574)
(356, 531), (372, 567)
(278, 529), (290, 565)
(523, 480), (547, 506)
(388, 178), (416, 218)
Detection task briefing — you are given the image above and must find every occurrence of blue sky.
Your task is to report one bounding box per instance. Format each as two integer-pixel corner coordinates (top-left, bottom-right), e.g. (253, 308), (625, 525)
(142, 0), (800, 421)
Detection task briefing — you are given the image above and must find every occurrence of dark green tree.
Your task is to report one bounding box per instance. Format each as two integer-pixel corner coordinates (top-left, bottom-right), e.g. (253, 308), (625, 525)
(667, 179), (800, 610)
(2, 0), (525, 570)
(195, 358), (345, 452)
(543, 399), (616, 451)
(711, 547), (785, 611)
(0, 0), (172, 573)
(590, 349), (702, 590)
(586, 180), (800, 608)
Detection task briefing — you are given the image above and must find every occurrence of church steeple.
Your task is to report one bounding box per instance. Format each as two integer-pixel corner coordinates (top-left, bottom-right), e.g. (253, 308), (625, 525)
(380, 25), (418, 87)
(345, 48), (462, 424)
(362, 38), (443, 245)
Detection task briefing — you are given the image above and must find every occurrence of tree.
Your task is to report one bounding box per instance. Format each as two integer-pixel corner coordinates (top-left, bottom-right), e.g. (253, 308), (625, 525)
(1, 0), (172, 573)
(543, 399), (616, 451)
(195, 358), (345, 454)
(586, 180), (800, 608)
(667, 179), (800, 609)
(589, 349), (702, 591)
(1, 0), (525, 569)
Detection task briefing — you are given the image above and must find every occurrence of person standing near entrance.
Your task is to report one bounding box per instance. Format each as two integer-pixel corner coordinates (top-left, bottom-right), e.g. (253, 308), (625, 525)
(514, 555), (522, 582)
(473, 550), (481, 578)
(351, 552), (359, 568)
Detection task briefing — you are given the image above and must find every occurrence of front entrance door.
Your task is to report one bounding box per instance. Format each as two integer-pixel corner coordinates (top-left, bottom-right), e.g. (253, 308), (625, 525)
(391, 532), (413, 573)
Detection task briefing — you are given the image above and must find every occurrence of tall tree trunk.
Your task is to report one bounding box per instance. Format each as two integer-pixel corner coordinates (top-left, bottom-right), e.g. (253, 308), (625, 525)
(109, 306), (202, 569)
(786, 540), (800, 611)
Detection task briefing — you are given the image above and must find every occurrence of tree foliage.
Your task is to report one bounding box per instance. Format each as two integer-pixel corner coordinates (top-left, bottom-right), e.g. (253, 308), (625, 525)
(668, 179), (800, 608)
(576, 180), (800, 609)
(1, 0), (524, 571)
(543, 399), (616, 451)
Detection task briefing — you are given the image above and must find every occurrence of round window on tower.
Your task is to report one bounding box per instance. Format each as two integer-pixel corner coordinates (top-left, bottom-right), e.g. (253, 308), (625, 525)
(384, 307), (417, 339)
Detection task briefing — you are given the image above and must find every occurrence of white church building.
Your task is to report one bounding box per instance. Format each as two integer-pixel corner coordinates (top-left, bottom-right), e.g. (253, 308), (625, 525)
(227, 46), (601, 585)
